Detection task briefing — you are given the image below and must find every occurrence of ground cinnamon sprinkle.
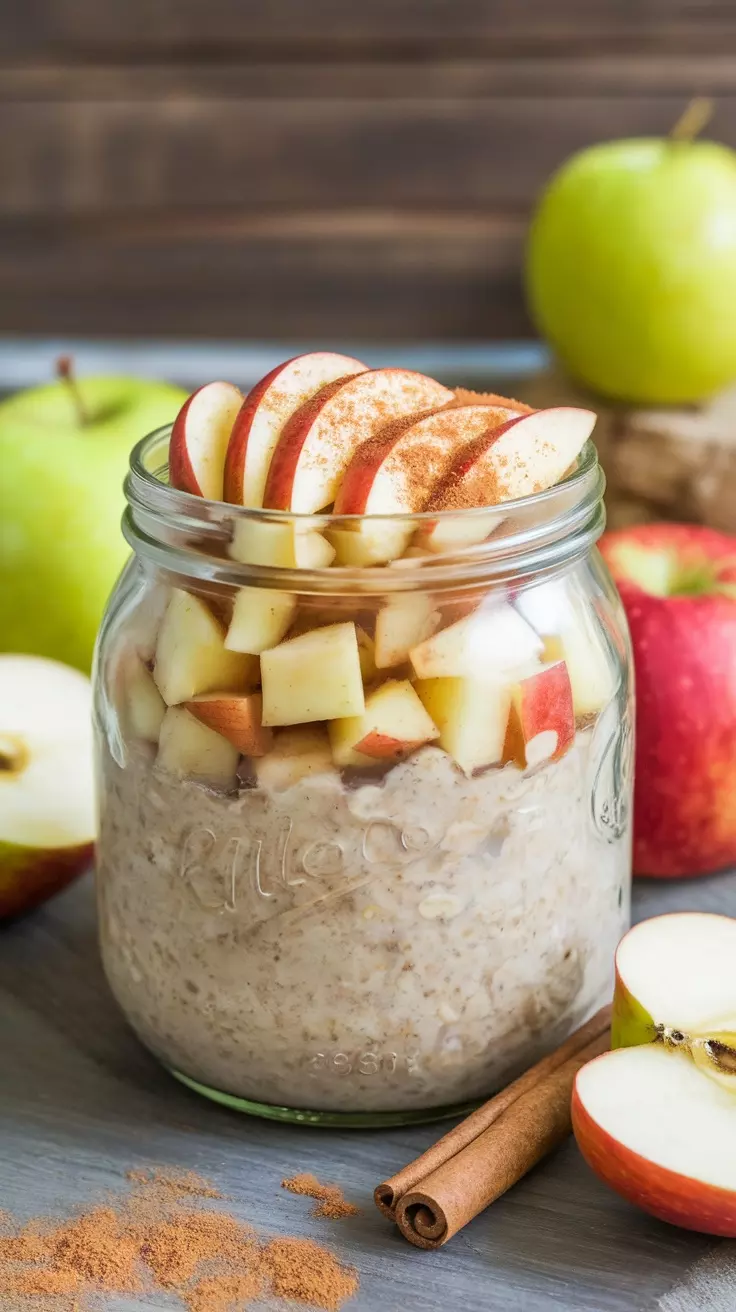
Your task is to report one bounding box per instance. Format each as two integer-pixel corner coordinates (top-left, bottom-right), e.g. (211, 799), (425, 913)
(282, 1173), (359, 1220)
(0, 1166), (359, 1311)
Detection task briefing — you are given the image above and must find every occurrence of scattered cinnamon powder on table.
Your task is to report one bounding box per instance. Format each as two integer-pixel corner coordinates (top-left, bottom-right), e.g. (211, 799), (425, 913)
(282, 1172), (359, 1220)
(0, 1165), (358, 1311)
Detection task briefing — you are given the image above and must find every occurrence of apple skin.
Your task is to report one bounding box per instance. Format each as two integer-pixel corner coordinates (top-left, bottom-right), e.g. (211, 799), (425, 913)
(0, 375), (186, 672)
(600, 522), (736, 877)
(0, 840), (94, 921)
(572, 1060), (736, 1237)
(527, 137), (736, 404)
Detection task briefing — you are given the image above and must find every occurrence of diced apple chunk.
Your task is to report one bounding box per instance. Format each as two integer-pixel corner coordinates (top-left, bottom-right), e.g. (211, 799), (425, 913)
(546, 621), (614, 716)
(183, 691), (272, 756)
(410, 602), (543, 680)
(260, 622), (365, 726)
(153, 589), (259, 706)
(415, 677), (511, 774)
(225, 587), (296, 655)
(294, 529), (336, 569)
(374, 593), (439, 669)
(156, 706), (239, 785)
(502, 661), (575, 769)
(229, 518), (297, 568)
(329, 679), (439, 768)
(356, 626), (377, 682)
(326, 522), (411, 567)
(255, 725), (336, 790)
(123, 656), (166, 743)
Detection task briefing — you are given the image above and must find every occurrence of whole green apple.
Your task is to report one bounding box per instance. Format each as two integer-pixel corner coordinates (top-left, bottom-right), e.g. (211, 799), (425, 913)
(526, 137), (736, 403)
(0, 373), (186, 671)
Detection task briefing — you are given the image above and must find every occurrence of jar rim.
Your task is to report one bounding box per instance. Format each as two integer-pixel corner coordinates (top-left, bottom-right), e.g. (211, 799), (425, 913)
(123, 424), (606, 594)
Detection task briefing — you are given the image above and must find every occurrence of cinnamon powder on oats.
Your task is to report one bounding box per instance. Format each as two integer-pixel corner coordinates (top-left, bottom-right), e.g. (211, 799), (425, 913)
(0, 1167), (358, 1311)
(282, 1172), (359, 1220)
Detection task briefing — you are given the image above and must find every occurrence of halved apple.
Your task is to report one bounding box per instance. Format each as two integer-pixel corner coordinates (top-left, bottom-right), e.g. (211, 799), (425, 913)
(225, 587), (296, 655)
(0, 655), (95, 919)
(183, 691), (272, 757)
(410, 603), (542, 680)
(260, 622), (365, 726)
(255, 725), (336, 791)
(415, 676), (511, 774)
(374, 593), (439, 669)
(428, 407), (597, 511)
(169, 381), (243, 501)
(502, 661), (575, 769)
(263, 369), (453, 513)
(223, 351), (366, 507)
(329, 679), (439, 768)
(573, 913), (736, 1237)
(332, 404), (515, 564)
(153, 589), (259, 706)
(156, 706), (240, 785)
(123, 655), (167, 743)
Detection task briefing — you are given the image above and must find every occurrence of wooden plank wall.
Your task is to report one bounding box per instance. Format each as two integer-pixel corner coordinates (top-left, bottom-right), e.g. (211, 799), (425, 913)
(2, 2), (736, 340)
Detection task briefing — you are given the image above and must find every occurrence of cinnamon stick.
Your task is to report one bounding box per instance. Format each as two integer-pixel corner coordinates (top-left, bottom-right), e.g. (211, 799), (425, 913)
(375, 1004), (611, 1220)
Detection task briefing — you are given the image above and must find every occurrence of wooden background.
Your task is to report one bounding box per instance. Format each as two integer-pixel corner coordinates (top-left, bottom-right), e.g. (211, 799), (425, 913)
(3, 1), (736, 340)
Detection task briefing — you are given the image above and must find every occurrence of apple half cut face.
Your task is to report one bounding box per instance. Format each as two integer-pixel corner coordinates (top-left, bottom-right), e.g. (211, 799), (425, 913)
(573, 913), (736, 1237)
(0, 655), (95, 920)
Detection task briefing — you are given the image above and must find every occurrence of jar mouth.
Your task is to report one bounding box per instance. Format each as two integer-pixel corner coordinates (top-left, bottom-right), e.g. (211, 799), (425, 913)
(123, 424), (606, 594)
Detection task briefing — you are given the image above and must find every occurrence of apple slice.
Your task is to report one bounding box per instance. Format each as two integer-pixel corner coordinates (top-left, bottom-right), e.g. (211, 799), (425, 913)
(428, 407), (597, 512)
(255, 725), (336, 791)
(225, 587), (296, 655)
(156, 706), (239, 785)
(223, 352), (366, 507)
(0, 655), (95, 920)
(573, 1045), (736, 1237)
(415, 676), (511, 774)
(169, 381), (243, 501)
(123, 655), (166, 743)
(260, 622), (365, 726)
(153, 589), (259, 706)
(374, 593), (440, 669)
(263, 369), (454, 513)
(502, 661), (575, 769)
(332, 404), (517, 564)
(183, 691), (272, 757)
(329, 679), (439, 768)
(410, 603), (543, 680)
(416, 509), (501, 556)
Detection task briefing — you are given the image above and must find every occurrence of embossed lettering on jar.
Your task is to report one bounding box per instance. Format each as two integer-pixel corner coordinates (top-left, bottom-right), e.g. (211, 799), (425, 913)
(94, 422), (633, 1126)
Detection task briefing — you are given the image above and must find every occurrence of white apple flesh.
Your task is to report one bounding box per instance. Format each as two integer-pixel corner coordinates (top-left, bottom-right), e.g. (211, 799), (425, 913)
(0, 655), (95, 919)
(168, 381), (243, 501)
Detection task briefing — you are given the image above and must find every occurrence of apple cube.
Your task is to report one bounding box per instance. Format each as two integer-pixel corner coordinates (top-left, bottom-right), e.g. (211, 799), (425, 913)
(415, 677), (511, 774)
(229, 518), (298, 568)
(255, 725), (336, 790)
(183, 691), (272, 757)
(260, 621), (365, 726)
(410, 602), (542, 680)
(294, 529), (336, 569)
(156, 706), (239, 785)
(124, 656), (166, 743)
(416, 510), (500, 555)
(153, 589), (259, 706)
(225, 587), (296, 655)
(374, 593), (439, 669)
(326, 522), (412, 567)
(502, 661), (575, 769)
(329, 679), (439, 768)
(356, 625), (377, 682)
(515, 583), (614, 716)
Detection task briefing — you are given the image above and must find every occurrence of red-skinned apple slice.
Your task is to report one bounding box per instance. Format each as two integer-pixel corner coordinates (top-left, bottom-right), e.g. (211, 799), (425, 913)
(183, 691), (273, 756)
(332, 404), (518, 564)
(573, 912), (736, 1237)
(502, 660), (575, 769)
(428, 407), (597, 513)
(263, 369), (454, 513)
(223, 352), (367, 507)
(169, 381), (243, 501)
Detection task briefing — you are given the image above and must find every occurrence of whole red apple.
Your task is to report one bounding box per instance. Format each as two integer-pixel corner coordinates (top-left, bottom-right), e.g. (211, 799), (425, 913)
(600, 523), (736, 877)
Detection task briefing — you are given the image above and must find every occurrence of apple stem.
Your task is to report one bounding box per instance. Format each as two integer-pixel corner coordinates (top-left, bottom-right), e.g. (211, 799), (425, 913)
(669, 97), (713, 143)
(56, 354), (89, 426)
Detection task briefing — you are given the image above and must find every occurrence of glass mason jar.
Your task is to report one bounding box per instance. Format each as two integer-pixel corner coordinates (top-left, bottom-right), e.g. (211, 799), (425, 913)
(93, 424), (634, 1127)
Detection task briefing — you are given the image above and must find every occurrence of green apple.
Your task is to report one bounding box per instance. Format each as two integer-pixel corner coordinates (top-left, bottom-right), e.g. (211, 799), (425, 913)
(526, 136), (736, 403)
(0, 371), (186, 672)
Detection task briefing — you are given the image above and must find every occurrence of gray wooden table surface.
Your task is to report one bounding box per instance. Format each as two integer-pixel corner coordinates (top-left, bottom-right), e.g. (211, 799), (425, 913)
(1, 870), (734, 1312)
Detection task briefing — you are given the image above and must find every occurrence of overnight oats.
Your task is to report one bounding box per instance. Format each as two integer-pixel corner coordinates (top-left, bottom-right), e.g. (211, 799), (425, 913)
(93, 353), (634, 1125)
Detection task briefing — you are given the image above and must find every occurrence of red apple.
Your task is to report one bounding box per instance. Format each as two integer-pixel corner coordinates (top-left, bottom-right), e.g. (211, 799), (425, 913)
(223, 351), (366, 507)
(169, 381), (243, 500)
(600, 523), (736, 877)
(262, 369), (453, 513)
